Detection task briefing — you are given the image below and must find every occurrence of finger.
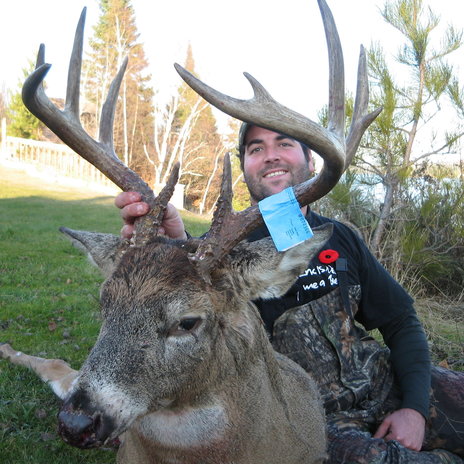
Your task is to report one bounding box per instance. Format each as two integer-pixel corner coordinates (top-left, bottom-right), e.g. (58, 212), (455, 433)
(386, 434), (416, 450)
(114, 191), (142, 209)
(384, 432), (396, 442)
(390, 432), (421, 451)
(121, 224), (134, 239)
(373, 420), (391, 439)
(120, 202), (150, 223)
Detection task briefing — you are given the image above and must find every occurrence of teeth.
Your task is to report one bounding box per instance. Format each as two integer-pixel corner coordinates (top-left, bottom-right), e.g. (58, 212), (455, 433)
(264, 170), (286, 178)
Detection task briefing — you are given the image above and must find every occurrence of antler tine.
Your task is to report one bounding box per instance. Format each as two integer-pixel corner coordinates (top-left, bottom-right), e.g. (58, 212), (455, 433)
(346, 45), (383, 169)
(189, 154), (234, 279)
(181, 0), (381, 276)
(134, 162), (180, 245)
(22, 7), (155, 205)
(318, 0), (344, 139)
(64, 8), (85, 119)
(100, 57), (128, 154)
(208, 152), (233, 225)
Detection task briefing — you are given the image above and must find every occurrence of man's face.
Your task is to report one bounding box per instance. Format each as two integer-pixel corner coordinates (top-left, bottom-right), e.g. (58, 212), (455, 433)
(242, 126), (314, 204)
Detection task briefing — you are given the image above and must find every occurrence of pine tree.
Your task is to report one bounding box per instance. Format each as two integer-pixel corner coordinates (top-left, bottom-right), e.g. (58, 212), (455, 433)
(6, 61), (44, 139)
(173, 44), (222, 212)
(360, 0), (463, 255)
(149, 44), (224, 212)
(84, 0), (154, 176)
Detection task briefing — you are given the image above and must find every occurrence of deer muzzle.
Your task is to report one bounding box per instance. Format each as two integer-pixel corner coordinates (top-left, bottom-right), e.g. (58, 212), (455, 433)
(58, 397), (120, 449)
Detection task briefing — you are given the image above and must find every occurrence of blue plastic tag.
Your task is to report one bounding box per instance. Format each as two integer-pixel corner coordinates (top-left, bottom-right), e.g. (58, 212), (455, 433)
(258, 187), (313, 251)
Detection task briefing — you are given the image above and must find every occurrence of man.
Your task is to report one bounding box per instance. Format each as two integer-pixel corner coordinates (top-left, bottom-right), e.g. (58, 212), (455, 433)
(116, 124), (463, 463)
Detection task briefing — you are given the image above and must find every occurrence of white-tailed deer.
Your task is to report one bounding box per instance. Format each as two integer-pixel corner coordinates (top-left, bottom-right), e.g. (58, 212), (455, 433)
(1, 1), (380, 462)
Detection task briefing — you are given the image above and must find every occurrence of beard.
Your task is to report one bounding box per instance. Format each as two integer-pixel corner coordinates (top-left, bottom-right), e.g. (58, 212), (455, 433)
(244, 162), (312, 203)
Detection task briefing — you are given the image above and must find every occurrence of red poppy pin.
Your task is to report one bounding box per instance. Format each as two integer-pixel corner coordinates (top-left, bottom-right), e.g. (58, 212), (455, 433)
(318, 249), (339, 264)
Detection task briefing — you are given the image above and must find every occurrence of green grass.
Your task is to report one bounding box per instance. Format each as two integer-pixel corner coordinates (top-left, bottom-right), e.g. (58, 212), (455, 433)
(0, 167), (210, 463)
(414, 299), (464, 370)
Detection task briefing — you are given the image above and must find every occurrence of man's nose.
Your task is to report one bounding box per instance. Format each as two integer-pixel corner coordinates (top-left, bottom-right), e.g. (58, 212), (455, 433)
(263, 148), (280, 162)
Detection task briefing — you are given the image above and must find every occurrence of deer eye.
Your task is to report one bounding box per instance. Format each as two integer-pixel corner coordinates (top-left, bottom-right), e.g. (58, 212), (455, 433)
(169, 317), (202, 336)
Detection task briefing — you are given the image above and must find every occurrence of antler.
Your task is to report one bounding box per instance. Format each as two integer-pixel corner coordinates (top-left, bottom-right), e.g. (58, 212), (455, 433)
(21, 7), (178, 247)
(180, 0), (382, 278)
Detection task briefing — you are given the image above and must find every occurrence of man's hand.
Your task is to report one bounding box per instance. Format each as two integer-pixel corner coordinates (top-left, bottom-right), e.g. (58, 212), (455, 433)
(114, 191), (187, 240)
(374, 408), (425, 451)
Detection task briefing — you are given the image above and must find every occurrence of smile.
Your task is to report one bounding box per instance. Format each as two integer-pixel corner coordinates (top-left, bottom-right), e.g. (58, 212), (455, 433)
(263, 170), (287, 178)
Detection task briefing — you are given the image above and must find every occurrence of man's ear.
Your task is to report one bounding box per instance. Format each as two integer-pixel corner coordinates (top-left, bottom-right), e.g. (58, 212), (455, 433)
(225, 223), (333, 301)
(59, 227), (128, 278)
(307, 149), (315, 172)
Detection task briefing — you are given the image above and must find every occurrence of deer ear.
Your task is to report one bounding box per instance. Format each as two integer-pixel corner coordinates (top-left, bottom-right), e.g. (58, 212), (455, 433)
(59, 227), (128, 278)
(227, 223), (333, 301)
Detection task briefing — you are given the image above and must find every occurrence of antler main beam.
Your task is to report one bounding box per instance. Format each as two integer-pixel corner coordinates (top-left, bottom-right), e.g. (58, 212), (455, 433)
(180, 0), (382, 276)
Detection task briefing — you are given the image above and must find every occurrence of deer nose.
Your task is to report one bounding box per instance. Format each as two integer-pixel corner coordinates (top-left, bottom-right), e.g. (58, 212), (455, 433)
(58, 408), (101, 448)
(57, 393), (117, 449)
(58, 411), (94, 448)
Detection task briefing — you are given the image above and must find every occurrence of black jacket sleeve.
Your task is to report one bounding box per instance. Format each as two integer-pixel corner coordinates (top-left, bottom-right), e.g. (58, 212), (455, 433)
(379, 312), (431, 419)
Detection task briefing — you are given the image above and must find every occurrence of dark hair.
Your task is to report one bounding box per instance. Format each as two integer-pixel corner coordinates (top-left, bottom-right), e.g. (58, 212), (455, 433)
(237, 123), (310, 171)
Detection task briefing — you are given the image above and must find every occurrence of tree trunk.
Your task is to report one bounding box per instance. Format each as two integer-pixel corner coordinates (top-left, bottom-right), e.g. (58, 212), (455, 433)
(199, 148), (224, 215)
(371, 177), (398, 256)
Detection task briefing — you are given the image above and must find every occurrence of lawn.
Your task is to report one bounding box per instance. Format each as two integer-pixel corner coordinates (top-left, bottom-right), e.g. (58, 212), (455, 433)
(0, 165), (210, 463)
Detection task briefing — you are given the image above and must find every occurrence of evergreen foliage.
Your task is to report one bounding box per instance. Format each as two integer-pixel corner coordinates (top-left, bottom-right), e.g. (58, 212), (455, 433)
(6, 61), (44, 139)
(359, 0), (463, 255)
(397, 174), (463, 296)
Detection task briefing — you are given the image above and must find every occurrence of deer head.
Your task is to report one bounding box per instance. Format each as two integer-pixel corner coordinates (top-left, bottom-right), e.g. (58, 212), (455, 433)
(51, 227), (331, 451)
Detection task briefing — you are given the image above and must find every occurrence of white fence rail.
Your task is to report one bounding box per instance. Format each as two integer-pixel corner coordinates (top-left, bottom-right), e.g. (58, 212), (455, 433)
(0, 118), (183, 208)
(1, 130), (119, 195)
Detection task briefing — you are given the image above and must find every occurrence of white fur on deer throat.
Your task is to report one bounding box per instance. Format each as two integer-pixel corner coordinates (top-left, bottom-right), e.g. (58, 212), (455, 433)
(136, 402), (226, 448)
